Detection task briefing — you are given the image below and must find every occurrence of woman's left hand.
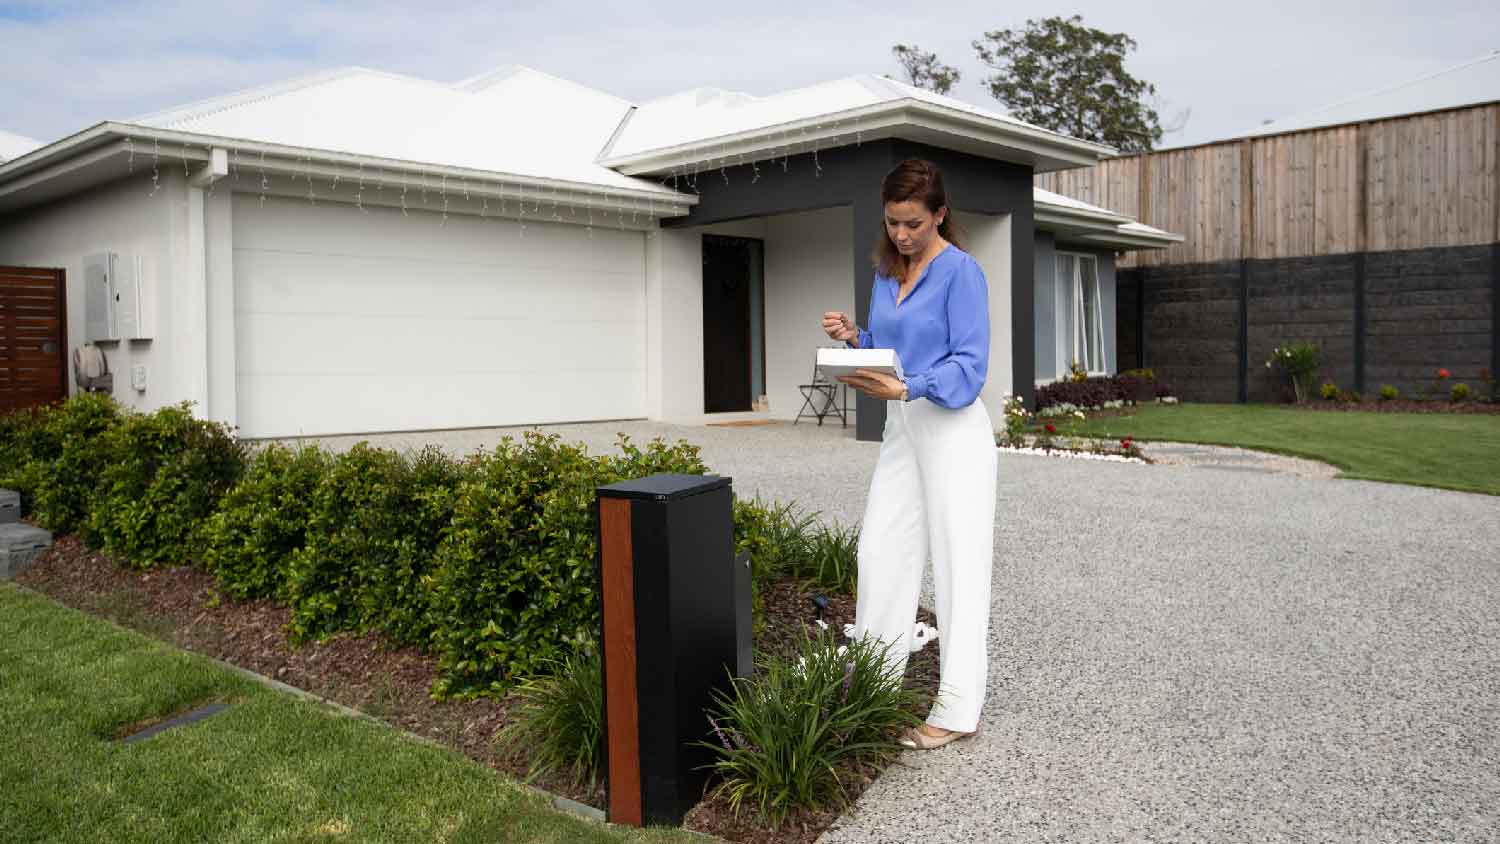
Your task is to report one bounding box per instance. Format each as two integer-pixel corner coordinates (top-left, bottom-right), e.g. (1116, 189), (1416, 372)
(837, 369), (906, 400)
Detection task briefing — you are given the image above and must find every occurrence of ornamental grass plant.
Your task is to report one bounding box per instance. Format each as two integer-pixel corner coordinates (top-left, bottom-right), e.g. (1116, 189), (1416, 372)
(496, 645), (606, 789)
(700, 629), (924, 827)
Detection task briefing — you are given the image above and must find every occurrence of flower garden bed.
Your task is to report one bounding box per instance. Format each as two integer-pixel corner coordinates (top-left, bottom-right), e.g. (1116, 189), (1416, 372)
(1290, 397), (1500, 414)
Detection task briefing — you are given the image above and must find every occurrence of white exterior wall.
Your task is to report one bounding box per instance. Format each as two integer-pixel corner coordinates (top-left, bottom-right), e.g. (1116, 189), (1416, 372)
(0, 171), (189, 414)
(763, 208), (854, 421)
(952, 211), (1013, 422)
(645, 218), (769, 424)
(231, 194), (646, 438)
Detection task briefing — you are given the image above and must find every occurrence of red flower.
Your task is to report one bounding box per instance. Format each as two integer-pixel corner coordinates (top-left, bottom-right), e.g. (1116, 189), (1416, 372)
(1438, 368), (1451, 379)
(1044, 423), (1056, 434)
(1120, 438), (1133, 448)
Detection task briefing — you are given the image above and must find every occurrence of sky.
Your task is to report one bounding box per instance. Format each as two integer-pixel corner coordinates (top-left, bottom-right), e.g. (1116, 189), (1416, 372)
(1, 0), (1496, 150)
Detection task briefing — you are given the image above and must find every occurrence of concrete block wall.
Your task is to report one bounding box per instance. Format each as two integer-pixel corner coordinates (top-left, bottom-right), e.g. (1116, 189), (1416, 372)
(1120, 243), (1496, 403)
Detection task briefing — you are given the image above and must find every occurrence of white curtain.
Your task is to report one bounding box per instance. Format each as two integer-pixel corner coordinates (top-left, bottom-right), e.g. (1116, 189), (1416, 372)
(1057, 253), (1104, 376)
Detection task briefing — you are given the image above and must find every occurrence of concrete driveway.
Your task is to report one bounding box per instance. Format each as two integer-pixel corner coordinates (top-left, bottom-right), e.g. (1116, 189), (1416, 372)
(305, 419), (1500, 843)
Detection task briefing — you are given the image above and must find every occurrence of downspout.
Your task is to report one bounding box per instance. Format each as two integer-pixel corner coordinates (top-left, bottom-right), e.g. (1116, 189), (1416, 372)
(186, 148), (228, 419)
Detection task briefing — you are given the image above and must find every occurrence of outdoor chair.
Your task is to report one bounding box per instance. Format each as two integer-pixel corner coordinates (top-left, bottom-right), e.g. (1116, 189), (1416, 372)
(795, 354), (848, 427)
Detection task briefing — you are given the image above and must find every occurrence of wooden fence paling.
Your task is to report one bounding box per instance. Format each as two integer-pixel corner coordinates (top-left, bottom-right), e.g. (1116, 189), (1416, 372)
(1034, 101), (1500, 267)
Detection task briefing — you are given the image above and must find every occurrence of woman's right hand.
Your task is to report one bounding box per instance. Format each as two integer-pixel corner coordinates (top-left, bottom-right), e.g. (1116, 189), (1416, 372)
(822, 311), (859, 346)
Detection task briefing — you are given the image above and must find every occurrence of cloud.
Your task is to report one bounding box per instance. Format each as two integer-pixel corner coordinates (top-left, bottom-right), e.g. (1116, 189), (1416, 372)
(1, 0), (1494, 148)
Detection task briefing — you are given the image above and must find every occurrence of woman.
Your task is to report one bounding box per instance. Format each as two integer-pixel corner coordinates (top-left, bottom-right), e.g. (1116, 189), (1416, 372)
(822, 158), (997, 750)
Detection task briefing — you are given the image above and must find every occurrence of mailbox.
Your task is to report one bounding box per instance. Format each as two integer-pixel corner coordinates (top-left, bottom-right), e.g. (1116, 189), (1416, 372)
(595, 473), (749, 827)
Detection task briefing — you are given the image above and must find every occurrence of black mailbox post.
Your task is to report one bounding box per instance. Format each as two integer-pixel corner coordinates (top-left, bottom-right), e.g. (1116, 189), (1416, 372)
(594, 473), (749, 827)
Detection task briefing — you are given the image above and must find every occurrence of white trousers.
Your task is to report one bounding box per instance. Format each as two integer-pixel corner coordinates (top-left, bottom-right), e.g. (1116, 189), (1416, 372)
(853, 397), (997, 732)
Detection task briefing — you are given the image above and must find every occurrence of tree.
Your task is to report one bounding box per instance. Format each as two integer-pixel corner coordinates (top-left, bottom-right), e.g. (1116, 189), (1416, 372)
(891, 44), (961, 95)
(973, 15), (1163, 153)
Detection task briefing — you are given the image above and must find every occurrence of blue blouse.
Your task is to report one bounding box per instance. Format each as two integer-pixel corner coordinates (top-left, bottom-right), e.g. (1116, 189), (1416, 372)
(852, 244), (989, 409)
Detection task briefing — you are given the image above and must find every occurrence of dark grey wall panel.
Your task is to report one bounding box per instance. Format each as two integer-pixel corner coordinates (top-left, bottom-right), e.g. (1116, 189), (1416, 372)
(1245, 255), (1357, 402)
(1121, 244), (1495, 403)
(1364, 245), (1494, 397)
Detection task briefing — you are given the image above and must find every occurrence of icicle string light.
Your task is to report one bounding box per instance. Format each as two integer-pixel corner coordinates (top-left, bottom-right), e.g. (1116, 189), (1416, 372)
(149, 139), (160, 197)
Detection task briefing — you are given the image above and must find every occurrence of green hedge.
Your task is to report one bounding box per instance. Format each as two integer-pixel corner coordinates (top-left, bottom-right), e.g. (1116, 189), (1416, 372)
(87, 403), (247, 566)
(0, 393), (122, 531)
(282, 444), (463, 645)
(427, 432), (706, 698)
(2, 395), (856, 699)
(198, 443), (330, 600)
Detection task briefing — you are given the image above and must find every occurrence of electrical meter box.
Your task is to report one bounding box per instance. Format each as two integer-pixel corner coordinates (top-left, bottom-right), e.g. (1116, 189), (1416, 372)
(83, 252), (149, 342)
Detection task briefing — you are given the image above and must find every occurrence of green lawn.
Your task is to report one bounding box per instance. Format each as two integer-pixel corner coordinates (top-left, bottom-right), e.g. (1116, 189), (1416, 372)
(0, 585), (704, 844)
(1069, 403), (1500, 496)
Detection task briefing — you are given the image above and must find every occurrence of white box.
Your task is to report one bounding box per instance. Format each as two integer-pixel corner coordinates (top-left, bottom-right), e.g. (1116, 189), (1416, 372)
(84, 252), (117, 341)
(816, 347), (904, 380)
(83, 252), (149, 341)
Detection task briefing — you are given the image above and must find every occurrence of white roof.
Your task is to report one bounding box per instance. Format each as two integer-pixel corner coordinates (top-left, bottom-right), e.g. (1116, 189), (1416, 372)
(602, 73), (1111, 175)
(3, 65), (1165, 240)
(130, 66), (668, 193)
(1032, 186), (1180, 250)
(0, 129), (41, 163)
(611, 75), (1034, 158)
(1243, 50), (1500, 138)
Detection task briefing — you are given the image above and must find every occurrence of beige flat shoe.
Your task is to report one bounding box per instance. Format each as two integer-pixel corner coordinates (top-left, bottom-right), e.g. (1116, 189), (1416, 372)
(898, 724), (980, 750)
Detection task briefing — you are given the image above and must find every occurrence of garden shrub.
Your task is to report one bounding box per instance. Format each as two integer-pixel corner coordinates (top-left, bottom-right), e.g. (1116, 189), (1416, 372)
(1112, 373), (1154, 403)
(998, 394), (1028, 448)
(733, 497), (815, 583)
(284, 443), (465, 645)
(0, 404), (53, 515)
(1036, 371), (1176, 411)
(801, 522), (860, 594)
(2, 394), (123, 530)
(702, 629), (923, 826)
(495, 645), (605, 788)
(87, 402), (245, 566)
(1266, 342), (1321, 403)
(426, 433), (707, 698)
(1036, 376), (1113, 410)
(198, 443), (331, 600)
(1380, 384), (1399, 401)
(1451, 383), (1471, 402)
(1320, 381), (1340, 401)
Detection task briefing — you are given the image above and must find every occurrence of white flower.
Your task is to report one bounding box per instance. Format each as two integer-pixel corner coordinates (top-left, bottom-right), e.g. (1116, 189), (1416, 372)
(814, 619), (829, 631)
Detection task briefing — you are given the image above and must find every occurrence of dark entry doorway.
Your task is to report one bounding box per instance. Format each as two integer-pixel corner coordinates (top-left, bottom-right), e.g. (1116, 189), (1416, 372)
(701, 236), (765, 413)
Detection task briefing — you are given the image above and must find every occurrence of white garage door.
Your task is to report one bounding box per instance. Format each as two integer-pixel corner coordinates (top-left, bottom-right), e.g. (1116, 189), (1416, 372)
(232, 195), (646, 438)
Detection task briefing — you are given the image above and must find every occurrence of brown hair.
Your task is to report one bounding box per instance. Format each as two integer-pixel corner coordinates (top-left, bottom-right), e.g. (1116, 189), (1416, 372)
(871, 158), (964, 277)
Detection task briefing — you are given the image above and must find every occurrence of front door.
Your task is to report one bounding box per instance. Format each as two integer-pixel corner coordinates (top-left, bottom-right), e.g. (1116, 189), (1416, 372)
(701, 236), (761, 413)
(0, 266), (67, 413)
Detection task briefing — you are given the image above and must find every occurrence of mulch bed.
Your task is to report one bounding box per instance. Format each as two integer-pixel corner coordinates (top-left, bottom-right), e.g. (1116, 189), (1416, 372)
(16, 535), (941, 844)
(1287, 398), (1500, 414)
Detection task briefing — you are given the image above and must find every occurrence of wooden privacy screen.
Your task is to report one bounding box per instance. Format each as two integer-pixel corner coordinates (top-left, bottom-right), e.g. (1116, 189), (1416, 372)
(0, 267), (67, 413)
(1036, 102), (1500, 267)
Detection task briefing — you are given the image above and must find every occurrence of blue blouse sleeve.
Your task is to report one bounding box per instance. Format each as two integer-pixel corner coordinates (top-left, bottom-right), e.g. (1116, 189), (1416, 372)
(904, 256), (989, 408)
(847, 277), (876, 350)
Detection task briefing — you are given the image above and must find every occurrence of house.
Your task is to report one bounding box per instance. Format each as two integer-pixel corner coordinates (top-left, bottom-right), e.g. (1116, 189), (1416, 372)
(1037, 51), (1499, 402)
(0, 130), (41, 163)
(0, 67), (1176, 441)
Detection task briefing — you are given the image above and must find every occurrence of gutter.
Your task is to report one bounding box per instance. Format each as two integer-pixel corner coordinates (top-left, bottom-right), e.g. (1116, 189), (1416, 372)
(0, 121), (698, 217)
(598, 98), (1114, 176)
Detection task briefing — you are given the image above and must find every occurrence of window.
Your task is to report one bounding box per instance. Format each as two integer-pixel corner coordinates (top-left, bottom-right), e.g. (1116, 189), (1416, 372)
(1057, 252), (1105, 375)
